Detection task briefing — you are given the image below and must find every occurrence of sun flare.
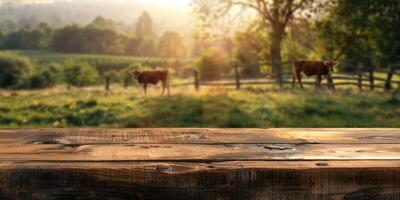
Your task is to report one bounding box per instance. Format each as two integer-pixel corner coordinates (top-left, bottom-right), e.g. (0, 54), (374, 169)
(131, 0), (190, 8)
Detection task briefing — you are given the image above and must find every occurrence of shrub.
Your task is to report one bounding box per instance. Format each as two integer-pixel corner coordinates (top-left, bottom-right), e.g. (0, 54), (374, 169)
(30, 63), (63, 89)
(0, 53), (33, 89)
(195, 47), (229, 81)
(121, 64), (141, 87)
(64, 62), (99, 87)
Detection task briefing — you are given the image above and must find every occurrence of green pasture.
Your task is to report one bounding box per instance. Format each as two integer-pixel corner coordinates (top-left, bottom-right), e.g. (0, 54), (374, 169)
(0, 86), (399, 128)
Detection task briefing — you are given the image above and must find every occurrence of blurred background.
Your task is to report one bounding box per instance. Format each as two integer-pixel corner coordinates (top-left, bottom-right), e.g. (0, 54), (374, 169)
(0, 0), (399, 128)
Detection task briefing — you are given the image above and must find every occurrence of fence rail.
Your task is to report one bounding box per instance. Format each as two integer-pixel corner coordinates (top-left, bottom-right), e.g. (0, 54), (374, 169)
(182, 64), (400, 91)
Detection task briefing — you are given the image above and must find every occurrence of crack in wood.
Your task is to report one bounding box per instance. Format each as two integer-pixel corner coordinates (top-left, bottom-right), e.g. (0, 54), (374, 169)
(257, 145), (296, 151)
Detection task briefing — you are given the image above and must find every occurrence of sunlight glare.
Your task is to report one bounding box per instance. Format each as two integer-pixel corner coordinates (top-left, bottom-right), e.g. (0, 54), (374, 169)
(131, 0), (190, 8)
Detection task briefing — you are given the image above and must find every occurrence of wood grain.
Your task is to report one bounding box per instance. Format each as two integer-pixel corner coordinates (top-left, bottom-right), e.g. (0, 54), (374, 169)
(0, 128), (399, 199)
(0, 161), (399, 200)
(1, 128), (400, 145)
(0, 143), (399, 162)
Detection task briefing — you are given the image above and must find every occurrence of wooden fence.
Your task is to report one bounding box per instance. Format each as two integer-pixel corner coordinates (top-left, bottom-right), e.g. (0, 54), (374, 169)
(175, 64), (400, 91)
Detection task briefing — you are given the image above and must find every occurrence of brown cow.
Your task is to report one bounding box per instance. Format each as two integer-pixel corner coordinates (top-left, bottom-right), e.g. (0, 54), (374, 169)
(130, 70), (170, 95)
(292, 60), (338, 89)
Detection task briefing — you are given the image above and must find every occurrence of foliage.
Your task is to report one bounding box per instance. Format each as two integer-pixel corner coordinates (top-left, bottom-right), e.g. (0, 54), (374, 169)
(317, 0), (400, 71)
(282, 20), (319, 61)
(233, 25), (265, 76)
(158, 31), (187, 58)
(87, 16), (118, 31)
(0, 19), (18, 32)
(51, 25), (127, 55)
(63, 62), (99, 87)
(125, 37), (158, 57)
(193, 0), (333, 85)
(121, 64), (142, 87)
(30, 64), (62, 89)
(195, 47), (230, 80)
(0, 13), (167, 57)
(0, 53), (33, 89)
(1, 29), (51, 50)
(135, 11), (155, 38)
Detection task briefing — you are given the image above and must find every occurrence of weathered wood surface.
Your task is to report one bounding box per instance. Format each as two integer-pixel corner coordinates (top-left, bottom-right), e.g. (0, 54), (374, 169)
(1, 128), (400, 144)
(0, 128), (399, 200)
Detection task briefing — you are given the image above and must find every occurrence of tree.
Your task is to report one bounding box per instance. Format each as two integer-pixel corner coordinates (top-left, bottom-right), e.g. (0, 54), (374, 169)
(51, 25), (82, 53)
(159, 31), (187, 58)
(135, 11), (155, 38)
(193, 0), (331, 86)
(52, 25), (126, 55)
(317, 0), (400, 71)
(1, 27), (51, 50)
(88, 16), (116, 31)
(0, 19), (17, 32)
(80, 27), (126, 55)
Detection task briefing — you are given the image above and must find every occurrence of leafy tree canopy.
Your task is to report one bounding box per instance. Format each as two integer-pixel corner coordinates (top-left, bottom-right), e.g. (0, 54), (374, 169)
(317, 0), (400, 70)
(159, 31), (187, 58)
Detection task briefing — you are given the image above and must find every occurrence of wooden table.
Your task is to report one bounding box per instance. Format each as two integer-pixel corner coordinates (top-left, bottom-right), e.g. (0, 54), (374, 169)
(0, 128), (399, 200)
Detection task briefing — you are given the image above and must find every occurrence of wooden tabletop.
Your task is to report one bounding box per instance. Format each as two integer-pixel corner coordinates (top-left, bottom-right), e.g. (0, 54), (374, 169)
(0, 128), (399, 199)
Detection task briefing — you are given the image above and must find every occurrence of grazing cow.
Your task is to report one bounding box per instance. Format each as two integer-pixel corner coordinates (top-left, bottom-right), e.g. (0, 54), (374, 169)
(130, 70), (170, 95)
(292, 60), (338, 88)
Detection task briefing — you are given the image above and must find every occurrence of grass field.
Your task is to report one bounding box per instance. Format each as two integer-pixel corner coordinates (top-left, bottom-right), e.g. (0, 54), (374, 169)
(1, 85), (399, 128)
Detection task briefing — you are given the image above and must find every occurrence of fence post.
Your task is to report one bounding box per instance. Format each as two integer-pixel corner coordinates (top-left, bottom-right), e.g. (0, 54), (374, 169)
(327, 73), (335, 90)
(357, 64), (363, 91)
(385, 66), (395, 91)
(105, 76), (111, 91)
(357, 71), (363, 91)
(234, 63), (240, 90)
(369, 69), (375, 91)
(194, 70), (200, 91)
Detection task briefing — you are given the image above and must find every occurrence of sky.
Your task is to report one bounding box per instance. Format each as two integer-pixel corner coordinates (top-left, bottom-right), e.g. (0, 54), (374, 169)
(0, 0), (192, 8)
(133, 0), (190, 8)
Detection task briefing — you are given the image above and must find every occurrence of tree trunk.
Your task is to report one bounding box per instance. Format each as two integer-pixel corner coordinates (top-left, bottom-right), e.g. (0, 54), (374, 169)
(270, 26), (284, 87)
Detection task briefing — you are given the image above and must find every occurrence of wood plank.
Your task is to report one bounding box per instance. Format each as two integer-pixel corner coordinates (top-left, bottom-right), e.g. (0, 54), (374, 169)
(0, 143), (399, 162)
(0, 161), (399, 199)
(2, 160), (400, 170)
(1, 128), (400, 145)
(0, 128), (399, 199)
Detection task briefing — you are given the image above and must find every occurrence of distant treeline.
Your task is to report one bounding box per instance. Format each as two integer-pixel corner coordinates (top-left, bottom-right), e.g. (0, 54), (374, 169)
(0, 12), (187, 59)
